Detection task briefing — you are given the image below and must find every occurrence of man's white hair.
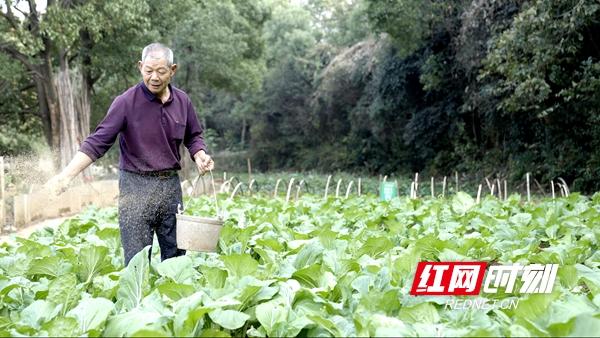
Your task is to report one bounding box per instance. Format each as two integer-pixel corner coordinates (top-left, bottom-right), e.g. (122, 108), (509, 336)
(141, 43), (174, 66)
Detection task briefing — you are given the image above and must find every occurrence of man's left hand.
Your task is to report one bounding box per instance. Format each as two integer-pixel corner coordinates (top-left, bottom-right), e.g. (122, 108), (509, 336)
(194, 150), (214, 175)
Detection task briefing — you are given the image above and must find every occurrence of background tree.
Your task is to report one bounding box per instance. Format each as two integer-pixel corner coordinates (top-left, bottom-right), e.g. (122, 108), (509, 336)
(0, 0), (151, 167)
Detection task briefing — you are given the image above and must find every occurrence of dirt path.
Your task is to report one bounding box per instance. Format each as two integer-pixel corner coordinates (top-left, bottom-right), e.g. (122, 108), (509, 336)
(1, 216), (70, 244)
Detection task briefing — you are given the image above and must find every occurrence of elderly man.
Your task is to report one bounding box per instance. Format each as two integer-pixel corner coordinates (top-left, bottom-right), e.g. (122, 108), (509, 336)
(47, 43), (214, 265)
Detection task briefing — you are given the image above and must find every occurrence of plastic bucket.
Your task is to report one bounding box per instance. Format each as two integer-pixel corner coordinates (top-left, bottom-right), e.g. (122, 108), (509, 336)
(176, 214), (224, 252)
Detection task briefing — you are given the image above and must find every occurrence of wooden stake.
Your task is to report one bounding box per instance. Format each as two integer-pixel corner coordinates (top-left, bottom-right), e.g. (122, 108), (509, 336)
(533, 178), (546, 196)
(410, 182), (415, 199)
(431, 177), (435, 198)
(442, 176), (447, 198)
(455, 171), (459, 192)
(274, 178), (282, 198)
(345, 181), (354, 198)
(485, 178), (493, 192)
(558, 183), (566, 197)
(286, 178), (295, 203)
(414, 173), (419, 198)
(358, 178), (362, 196)
(551, 180), (555, 199)
(324, 175), (332, 199)
(526, 173), (531, 202)
(476, 184), (482, 204)
(335, 179), (342, 198)
(220, 178), (234, 193)
(247, 158), (252, 185)
(296, 180), (305, 200)
(248, 179), (256, 195)
(557, 177), (569, 196)
(504, 180), (508, 200)
(490, 184), (495, 197)
(496, 179), (502, 199)
(383, 175), (388, 182)
(230, 182), (243, 199)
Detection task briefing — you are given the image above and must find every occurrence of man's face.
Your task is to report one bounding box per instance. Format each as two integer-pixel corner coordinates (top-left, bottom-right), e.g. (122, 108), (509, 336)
(138, 53), (177, 96)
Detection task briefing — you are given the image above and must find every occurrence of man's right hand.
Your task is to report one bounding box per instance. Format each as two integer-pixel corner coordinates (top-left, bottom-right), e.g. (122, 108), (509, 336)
(43, 151), (94, 195)
(44, 173), (73, 196)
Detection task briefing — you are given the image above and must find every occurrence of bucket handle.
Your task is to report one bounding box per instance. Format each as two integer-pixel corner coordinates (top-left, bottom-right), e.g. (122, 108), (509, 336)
(178, 169), (221, 219)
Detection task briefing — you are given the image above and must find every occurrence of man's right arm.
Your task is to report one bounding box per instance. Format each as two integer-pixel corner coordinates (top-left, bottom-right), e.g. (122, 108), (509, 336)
(79, 95), (127, 162)
(46, 96), (126, 194)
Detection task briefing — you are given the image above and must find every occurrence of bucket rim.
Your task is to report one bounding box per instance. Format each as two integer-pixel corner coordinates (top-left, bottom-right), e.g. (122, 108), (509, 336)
(176, 214), (224, 225)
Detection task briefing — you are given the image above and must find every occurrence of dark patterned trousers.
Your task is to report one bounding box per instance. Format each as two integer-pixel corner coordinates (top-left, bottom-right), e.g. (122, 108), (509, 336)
(118, 170), (185, 265)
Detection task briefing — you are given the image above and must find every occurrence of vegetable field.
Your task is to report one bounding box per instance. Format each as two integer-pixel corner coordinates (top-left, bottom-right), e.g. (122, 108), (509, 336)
(1, 192), (600, 337)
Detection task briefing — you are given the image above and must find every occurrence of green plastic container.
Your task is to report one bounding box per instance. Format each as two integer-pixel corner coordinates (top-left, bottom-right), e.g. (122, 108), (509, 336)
(379, 181), (399, 201)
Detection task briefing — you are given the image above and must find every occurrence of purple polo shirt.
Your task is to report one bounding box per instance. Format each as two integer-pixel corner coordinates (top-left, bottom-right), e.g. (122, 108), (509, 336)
(80, 82), (206, 173)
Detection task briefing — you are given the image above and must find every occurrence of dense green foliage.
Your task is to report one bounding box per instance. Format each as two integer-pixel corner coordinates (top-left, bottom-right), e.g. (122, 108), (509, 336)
(1, 192), (600, 336)
(2, 0), (600, 192)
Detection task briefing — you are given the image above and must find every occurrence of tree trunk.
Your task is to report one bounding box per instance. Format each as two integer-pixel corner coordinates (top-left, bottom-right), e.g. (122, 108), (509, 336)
(54, 57), (91, 169)
(34, 74), (53, 147)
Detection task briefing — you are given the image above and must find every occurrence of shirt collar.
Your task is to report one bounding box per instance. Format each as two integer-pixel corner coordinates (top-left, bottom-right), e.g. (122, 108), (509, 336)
(139, 82), (174, 104)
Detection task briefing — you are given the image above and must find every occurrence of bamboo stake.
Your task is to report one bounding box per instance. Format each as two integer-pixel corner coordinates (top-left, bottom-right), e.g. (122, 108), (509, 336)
(219, 180), (228, 193)
(274, 178), (282, 198)
(558, 183), (566, 197)
(345, 181), (354, 198)
(490, 184), (495, 197)
(431, 177), (435, 198)
(557, 177), (569, 196)
(410, 182), (415, 199)
(225, 177), (233, 193)
(335, 179), (342, 198)
(286, 178), (295, 203)
(551, 180), (555, 199)
(230, 182), (243, 199)
(455, 171), (459, 192)
(324, 175), (332, 199)
(442, 176), (447, 198)
(476, 184), (482, 204)
(383, 175), (388, 182)
(496, 179), (502, 200)
(358, 178), (362, 196)
(414, 173), (419, 198)
(248, 179), (256, 194)
(247, 158), (252, 185)
(223, 171), (227, 182)
(526, 173), (531, 202)
(485, 178), (493, 192)
(295, 180), (305, 200)
(533, 178), (546, 196)
(504, 180), (508, 200)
